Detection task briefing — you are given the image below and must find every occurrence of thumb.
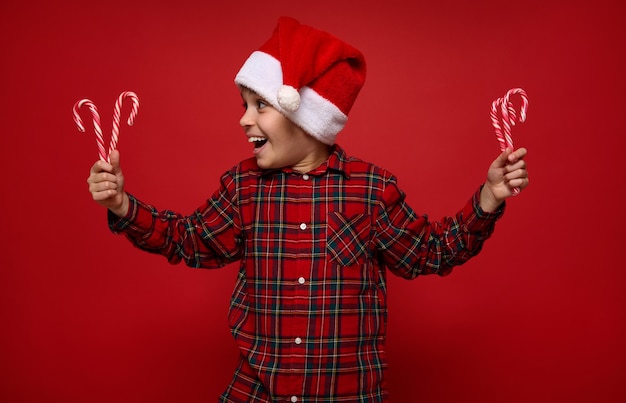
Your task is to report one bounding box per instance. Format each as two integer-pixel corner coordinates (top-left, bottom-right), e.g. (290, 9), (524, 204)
(109, 149), (122, 173)
(493, 147), (512, 168)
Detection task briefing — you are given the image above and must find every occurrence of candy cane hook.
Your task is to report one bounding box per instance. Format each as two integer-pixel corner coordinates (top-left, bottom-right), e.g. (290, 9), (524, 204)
(73, 91), (140, 162)
(109, 91), (140, 158)
(490, 88), (529, 195)
(73, 99), (107, 161)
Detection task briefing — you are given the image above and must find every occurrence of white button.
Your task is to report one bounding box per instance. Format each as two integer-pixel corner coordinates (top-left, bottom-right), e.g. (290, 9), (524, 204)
(298, 277), (305, 284)
(302, 174), (309, 180)
(295, 337), (302, 345)
(299, 223), (307, 230)
(291, 397), (298, 403)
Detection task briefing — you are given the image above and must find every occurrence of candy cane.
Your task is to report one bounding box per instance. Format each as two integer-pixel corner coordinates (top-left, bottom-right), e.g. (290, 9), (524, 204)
(73, 91), (140, 162)
(73, 99), (107, 161)
(109, 91), (140, 158)
(490, 88), (528, 195)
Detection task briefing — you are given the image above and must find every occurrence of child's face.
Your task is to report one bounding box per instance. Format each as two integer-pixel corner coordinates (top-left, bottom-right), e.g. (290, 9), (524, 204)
(239, 87), (330, 173)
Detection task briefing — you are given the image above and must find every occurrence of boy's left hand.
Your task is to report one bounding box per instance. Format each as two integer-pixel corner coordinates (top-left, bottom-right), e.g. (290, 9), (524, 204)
(480, 147), (529, 212)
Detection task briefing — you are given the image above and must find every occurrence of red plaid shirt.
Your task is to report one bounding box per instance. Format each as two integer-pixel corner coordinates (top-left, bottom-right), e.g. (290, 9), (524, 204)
(110, 145), (503, 402)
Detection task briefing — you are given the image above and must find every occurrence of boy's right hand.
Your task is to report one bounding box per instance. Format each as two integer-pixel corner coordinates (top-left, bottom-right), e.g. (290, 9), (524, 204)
(87, 149), (129, 217)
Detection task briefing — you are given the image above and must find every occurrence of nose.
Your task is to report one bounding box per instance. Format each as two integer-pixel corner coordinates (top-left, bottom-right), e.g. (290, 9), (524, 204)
(239, 107), (254, 129)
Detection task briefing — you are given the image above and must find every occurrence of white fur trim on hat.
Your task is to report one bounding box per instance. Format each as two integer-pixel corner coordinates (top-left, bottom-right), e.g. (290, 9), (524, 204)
(235, 51), (347, 145)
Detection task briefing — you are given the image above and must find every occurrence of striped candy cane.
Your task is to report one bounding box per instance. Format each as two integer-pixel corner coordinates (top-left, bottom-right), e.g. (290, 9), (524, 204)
(109, 91), (140, 158)
(73, 99), (107, 161)
(490, 88), (528, 195)
(73, 91), (140, 162)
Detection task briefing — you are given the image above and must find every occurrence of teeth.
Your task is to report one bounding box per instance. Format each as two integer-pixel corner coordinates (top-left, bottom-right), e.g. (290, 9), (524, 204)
(248, 136), (266, 143)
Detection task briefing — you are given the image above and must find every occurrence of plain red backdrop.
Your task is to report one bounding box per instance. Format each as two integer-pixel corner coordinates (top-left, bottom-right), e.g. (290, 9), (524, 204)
(1, 0), (624, 401)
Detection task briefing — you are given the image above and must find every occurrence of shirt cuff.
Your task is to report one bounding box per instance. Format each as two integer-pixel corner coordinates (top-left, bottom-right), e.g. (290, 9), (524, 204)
(462, 186), (505, 233)
(107, 193), (154, 235)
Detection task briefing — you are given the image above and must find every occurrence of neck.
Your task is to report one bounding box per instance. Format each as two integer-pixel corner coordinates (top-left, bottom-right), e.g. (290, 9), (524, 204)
(292, 144), (332, 173)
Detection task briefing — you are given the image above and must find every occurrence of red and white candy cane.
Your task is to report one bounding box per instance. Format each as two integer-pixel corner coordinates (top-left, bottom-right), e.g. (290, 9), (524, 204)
(73, 91), (140, 162)
(73, 99), (107, 161)
(490, 88), (528, 195)
(109, 91), (140, 158)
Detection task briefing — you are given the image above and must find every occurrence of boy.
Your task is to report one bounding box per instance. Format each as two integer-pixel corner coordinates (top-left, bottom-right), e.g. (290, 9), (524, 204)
(87, 17), (528, 402)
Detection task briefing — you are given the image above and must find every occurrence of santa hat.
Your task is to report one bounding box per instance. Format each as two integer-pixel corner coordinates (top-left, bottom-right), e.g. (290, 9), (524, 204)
(235, 17), (366, 145)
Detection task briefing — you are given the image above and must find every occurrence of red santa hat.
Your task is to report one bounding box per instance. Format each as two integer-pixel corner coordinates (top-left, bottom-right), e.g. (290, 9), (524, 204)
(235, 17), (366, 145)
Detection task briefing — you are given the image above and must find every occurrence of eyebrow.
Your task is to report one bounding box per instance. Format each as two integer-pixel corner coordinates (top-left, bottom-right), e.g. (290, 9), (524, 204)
(239, 86), (258, 97)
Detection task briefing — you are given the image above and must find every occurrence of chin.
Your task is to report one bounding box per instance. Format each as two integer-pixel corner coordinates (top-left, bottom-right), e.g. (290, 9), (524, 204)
(257, 159), (288, 171)
(255, 158), (273, 170)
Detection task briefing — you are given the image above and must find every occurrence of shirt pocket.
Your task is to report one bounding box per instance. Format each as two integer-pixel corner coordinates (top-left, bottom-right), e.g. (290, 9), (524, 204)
(327, 212), (372, 267)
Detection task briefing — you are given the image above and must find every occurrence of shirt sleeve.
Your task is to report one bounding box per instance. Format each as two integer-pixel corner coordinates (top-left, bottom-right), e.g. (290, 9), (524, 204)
(108, 171), (243, 269)
(374, 180), (504, 279)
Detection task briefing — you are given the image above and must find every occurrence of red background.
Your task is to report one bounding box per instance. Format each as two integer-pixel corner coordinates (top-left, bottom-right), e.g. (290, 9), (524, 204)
(1, 0), (624, 401)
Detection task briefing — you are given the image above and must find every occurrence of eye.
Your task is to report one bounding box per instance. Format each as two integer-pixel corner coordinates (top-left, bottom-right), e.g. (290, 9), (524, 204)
(257, 99), (267, 110)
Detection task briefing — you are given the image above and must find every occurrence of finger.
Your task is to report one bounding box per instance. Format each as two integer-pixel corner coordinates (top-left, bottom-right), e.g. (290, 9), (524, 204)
(505, 168), (528, 182)
(507, 176), (529, 190)
(109, 150), (121, 173)
(87, 171), (118, 187)
(97, 171), (118, 184)
(92, 188), (120, 201)
(493, 148), (512, 168)
(508, 147), (528, 163)
(89, 177), (119, 192)
(89, 186), (118, 201)
(504, 159), (527, 173)
(89, 174), (119, 194)
(90, 159), (113, 175)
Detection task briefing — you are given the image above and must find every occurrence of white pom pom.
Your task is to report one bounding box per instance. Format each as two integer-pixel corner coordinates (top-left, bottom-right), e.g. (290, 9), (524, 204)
(277, 85), (301, 111)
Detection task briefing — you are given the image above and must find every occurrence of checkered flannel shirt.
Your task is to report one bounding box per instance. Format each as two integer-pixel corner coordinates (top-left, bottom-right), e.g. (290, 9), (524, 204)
(109, 145), (503, 402)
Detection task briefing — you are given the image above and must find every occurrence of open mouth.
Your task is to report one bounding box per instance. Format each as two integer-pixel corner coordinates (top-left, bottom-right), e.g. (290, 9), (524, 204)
(248, 136), (268, 149)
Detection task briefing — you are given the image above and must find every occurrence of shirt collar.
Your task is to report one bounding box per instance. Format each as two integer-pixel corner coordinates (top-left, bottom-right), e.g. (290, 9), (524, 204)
(261, 144), (351, 178)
